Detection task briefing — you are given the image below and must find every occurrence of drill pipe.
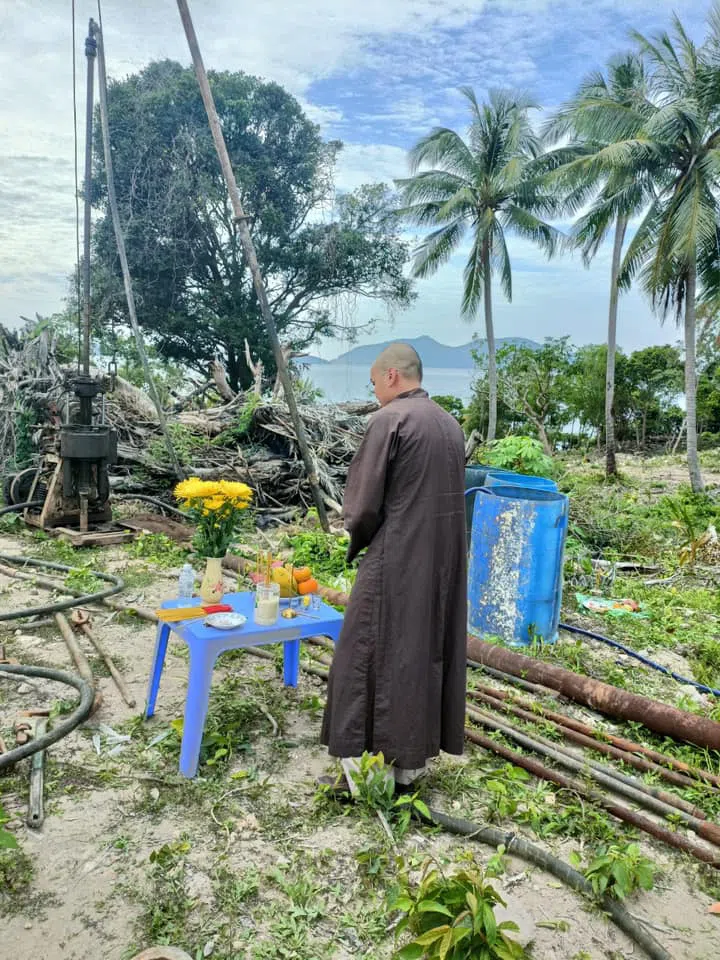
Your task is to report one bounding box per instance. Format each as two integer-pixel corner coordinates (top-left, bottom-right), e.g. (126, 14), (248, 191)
(300, 646), (720, 871)
(467, 705), (720, 848)
(468, 636), (720, 752)
(465, 725), (720, 868)
(470, 682), (720, 791)
(469, 689), (708, 814)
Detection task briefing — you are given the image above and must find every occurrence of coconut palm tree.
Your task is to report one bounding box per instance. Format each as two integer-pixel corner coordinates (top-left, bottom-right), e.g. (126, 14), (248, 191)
(615, 12), (720, 492)
(542, 54), (655, 477)
(396, 88), (562, 443)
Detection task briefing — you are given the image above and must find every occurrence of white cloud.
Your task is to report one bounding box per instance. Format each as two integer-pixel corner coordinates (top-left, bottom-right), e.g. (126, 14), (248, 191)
(0, 0), (712, 356)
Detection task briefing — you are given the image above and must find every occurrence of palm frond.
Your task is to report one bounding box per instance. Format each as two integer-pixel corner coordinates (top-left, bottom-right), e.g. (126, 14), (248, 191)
(461, 229), (486, 318)
(395, 170), (470, 205)
(501, 204), (563, 257)
(617, 197), (663, 289)
(411, 219), (467, 279)
(407, 128), (478, 179)
(491, 221), (513, 300)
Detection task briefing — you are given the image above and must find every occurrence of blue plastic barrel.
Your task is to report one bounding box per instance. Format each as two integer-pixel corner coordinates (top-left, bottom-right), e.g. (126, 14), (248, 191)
(466, 485), (568, 646)
(464, 466), (490, 548)
(485, 469), (558, 492)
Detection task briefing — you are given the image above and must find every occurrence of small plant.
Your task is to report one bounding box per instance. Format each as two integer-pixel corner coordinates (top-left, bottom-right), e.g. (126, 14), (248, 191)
(148, 422), (205, 467)
(128, 531), (188, 567)
(64, 560), (105, 594)
(483, 436), (553, 477)
(0, 802), (17, 851)
(390, 859), (528, 959)
(571, 842), (655, 901)
(214, 394), (261, 446)
(286, 529), (351, 579)
(343, 752), (431, 839)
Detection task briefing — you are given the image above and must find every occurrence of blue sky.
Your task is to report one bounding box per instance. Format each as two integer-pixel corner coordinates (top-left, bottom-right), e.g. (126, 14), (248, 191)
(0, 1), (716, 361)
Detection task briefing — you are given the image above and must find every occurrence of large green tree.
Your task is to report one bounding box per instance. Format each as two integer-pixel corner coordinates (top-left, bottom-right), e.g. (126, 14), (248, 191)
(396, 88), (562, 442)
(612, 12), (720, 491)
(543, 54), (654, 477)
(565, 344), (622, 442)
(90, 60), (413, 391)
(626, 345), (684, 447)
(495, 338), (572, 455)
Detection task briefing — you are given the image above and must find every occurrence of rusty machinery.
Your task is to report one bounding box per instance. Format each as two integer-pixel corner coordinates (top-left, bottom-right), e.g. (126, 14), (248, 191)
(6, 24), (131, 547)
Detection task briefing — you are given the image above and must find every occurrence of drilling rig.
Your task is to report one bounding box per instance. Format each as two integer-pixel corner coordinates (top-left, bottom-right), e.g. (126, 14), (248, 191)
(19, 23), (126, 546)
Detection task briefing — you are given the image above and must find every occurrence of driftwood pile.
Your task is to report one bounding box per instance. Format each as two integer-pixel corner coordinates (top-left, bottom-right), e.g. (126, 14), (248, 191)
(0, 326), (375, 520)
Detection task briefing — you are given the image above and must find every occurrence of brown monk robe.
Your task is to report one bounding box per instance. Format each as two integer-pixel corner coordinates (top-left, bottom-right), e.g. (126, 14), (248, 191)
(320, 343), (467, 793)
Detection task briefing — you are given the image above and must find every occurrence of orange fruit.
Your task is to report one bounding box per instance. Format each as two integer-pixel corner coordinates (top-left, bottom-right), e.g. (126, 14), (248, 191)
(292, 566), (313, 583)
(297, 578), (319, 596)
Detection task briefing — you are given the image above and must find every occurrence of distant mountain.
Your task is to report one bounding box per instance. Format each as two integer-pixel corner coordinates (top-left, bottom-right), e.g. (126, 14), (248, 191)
(300, 355), (328, 366)
(323, 335), (538, 370)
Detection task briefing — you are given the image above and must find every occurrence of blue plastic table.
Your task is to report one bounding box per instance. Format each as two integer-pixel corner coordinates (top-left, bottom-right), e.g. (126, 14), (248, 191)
(144, 591), (343, 777)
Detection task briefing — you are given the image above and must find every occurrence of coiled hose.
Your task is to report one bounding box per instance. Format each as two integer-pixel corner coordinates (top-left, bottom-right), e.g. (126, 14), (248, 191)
(0, 500), (124, 762)
(0, 664), (94, 769)
(426, 808), (671, 960)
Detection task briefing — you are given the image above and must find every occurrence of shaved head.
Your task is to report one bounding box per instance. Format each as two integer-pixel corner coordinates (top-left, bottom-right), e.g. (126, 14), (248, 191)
(370, 342), (423, 406)
(373, 343), (423, 382)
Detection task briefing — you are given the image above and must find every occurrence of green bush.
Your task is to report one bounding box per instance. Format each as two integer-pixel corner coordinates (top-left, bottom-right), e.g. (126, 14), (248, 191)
(483, 436), (553, 477)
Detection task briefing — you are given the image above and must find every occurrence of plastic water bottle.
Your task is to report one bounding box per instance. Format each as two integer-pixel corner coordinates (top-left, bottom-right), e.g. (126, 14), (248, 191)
(177, 563), (195, 602)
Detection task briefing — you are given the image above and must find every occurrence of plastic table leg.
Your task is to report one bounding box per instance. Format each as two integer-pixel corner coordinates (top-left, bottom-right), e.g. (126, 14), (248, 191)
(178, 644), (218, 778)
(283, 637), (301, 687)
(144, 623), (170, 719)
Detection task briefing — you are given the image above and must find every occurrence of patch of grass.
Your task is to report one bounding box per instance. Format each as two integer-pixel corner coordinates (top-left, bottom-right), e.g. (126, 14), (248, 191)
(132, 838), (196, 951)
(127, 532), (188, 568)
(213, 864), (260, 913)
(117, 565), (157, 590)
(0, 846), (35, 915)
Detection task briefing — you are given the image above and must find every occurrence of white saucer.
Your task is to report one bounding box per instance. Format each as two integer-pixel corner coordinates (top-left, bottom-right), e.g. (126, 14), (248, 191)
(204, 612), (247, 630)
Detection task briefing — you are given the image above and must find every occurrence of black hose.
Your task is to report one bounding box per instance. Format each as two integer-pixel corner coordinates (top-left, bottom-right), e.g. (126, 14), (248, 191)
(0, 664), (94, 768)
(560, 621), (720, 698)
(0, 501), (43, 516)
(426, 807), (671, 960)
(0, 554), (124, 621)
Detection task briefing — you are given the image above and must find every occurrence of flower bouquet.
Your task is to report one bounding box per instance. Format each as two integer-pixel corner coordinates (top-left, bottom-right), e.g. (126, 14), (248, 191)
(174, 478), (253, 603)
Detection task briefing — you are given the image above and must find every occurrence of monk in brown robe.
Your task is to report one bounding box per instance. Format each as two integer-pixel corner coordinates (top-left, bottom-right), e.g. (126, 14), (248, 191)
(320, 343), (467, 795)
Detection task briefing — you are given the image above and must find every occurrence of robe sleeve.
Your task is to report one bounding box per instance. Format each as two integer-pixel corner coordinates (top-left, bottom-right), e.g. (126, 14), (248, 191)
(343, 414), (398, 562)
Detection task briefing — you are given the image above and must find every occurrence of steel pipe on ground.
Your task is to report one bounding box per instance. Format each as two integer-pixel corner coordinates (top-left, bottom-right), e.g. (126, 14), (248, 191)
(468, 636), (720, 752)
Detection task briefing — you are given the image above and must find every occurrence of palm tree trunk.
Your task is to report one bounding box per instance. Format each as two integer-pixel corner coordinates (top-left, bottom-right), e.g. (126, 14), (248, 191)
(482, 240), (497, 443)
(605, 214), (627, 478)
(685, 262), (704, 493)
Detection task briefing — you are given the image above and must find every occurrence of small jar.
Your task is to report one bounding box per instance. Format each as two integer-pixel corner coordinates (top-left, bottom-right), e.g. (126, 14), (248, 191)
(254, 582), (280, 625)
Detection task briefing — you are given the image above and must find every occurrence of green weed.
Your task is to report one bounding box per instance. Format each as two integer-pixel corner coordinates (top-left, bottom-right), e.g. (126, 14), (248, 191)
(127, 532), (188, 568)
(390, 859), (528, 959)
(571, 841), (655, 901)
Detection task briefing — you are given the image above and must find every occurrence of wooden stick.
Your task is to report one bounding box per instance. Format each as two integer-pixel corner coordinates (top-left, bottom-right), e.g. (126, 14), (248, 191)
(80, 623), (136, 708)
(93, 23), (184, 481)
(175, 0), (330, 532)
(54, 613), (94, 685)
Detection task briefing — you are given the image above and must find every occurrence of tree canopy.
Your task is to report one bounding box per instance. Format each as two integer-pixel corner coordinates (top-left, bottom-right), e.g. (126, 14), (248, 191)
(90, 60), (413, 390)
(396, 87), (562, 442)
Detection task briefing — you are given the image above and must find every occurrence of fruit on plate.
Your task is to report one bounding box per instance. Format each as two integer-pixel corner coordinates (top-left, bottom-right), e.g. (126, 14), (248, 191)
(270, 566), (294, 597)
(297, 577), (319, 596)
(292, 566), (313, 583)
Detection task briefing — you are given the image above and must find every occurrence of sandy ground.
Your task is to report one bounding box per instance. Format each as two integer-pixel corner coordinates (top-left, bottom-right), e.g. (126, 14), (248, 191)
(0, 530), (719, 960)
